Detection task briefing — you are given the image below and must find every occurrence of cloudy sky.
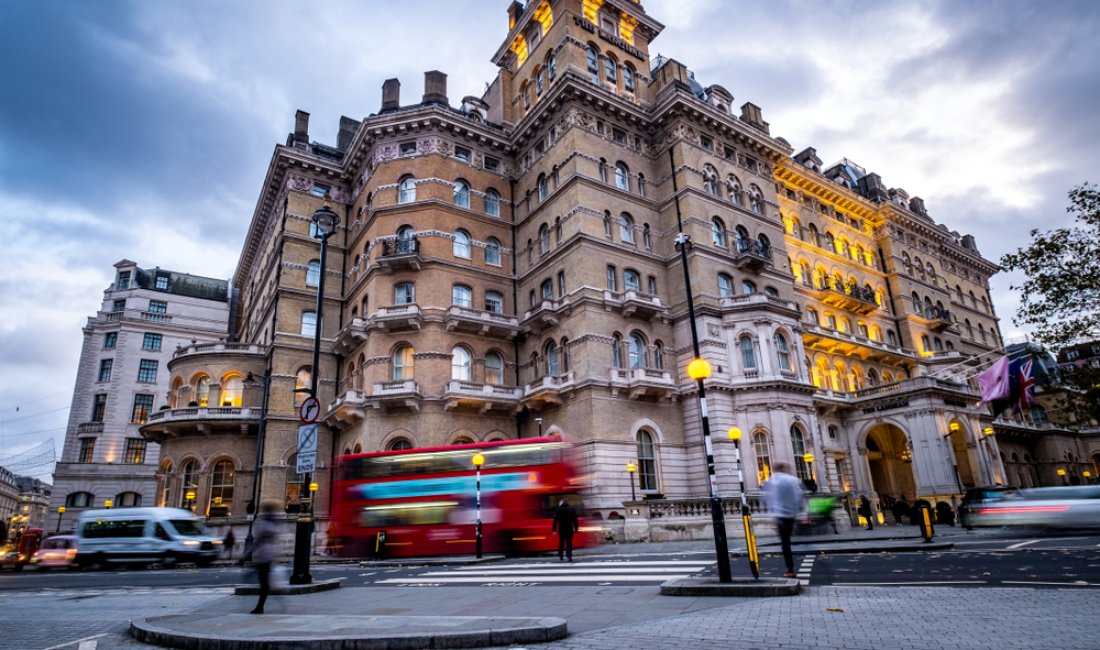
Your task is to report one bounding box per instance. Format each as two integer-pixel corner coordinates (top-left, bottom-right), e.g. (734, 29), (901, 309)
(2, 0), (1098, 481)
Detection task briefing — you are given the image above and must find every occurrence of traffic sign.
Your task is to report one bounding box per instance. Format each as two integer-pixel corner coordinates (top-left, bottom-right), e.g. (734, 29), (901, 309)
(299, 397), (320, 423)
(297, 423), (318, 474)
(297, 452), (316, 474)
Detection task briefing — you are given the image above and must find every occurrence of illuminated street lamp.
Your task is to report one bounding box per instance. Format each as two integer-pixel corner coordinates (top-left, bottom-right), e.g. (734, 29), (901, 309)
(104, 499), (113, 509)
(56, 506), (66, 534)
(472, 453), (485, 559)
(803, 452), (816, 492)
(626, 462), (637, 501)
(1057, 468), (1068, 485)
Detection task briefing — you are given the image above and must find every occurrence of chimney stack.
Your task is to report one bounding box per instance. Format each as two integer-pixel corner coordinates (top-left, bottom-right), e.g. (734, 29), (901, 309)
(507, 1), (524, 29)
(293, 110), (310, 149)
(381, 78), (401, 112)
(337, 116), (361, 151)
(857, 172), (889, 203)
(909, 196), (927, 215)
(423, 70), (448, 106)
(739, 102), (770, 134)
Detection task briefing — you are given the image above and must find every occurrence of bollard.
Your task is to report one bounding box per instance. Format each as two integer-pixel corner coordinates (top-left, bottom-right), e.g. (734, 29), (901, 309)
(742, 505), (759, 579)
(374, 531), (387, 560)
(918, 504), (935, 542)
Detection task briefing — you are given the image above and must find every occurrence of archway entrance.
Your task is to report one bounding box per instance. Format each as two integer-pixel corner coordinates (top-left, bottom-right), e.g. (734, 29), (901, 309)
(864, 423), (916, 502)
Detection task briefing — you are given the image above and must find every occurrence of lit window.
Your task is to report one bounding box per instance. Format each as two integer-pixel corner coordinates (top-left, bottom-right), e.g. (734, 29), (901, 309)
(78, 438), (95, 463)
(131, 394), (154, 424)
(393, 345), (415, 380)
(754, 432), (771, 483)
(208, 460), (235, 515)
(124, 438), (147, 464)
(221, 375), (243, 406)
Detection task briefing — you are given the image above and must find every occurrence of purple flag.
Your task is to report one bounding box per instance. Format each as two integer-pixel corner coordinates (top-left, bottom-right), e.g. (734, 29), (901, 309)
(977, 355), (1011, 403)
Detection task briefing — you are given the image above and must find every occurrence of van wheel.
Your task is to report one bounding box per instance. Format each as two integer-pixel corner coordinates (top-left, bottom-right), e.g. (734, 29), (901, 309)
(162, 553), (178, 569)
(89, 554), (107, 571)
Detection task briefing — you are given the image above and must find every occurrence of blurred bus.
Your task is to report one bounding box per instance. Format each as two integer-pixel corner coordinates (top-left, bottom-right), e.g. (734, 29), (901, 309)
(329, 437), (598, 558)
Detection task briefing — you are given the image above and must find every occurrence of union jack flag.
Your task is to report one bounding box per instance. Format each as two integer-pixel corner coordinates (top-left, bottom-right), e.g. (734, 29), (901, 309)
(1015, 359), (1036, 414)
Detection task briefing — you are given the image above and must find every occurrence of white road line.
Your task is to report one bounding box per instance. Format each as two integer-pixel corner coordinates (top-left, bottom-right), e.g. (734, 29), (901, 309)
(39, 634), (108, 650)
(1006, 539), (1042, 550)
(77, 643), (97, 650)
(375, 574), (694, 584)
(421, 567), (703, 575)
(834, 581), (987, 586)
(797, 556), (814, 586)
(1001, 580), (1095, 587)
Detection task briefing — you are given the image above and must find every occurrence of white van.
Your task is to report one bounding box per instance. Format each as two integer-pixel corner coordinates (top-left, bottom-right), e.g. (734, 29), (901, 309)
(75, 507), (222, 569)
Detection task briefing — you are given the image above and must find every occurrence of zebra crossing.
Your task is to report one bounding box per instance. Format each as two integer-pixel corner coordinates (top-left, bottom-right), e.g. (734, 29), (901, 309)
(373, 559), (713, 586)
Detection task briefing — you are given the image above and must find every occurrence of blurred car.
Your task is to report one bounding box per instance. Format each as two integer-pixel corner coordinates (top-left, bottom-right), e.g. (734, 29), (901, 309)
(969, 486), (1100, 529)
(959, 486), (1018, 529)
(30, 535), (78, 570)
(0, 529), (44, 571)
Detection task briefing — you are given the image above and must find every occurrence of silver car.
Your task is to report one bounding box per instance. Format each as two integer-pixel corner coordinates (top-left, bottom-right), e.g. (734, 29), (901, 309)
(970, 486), (1100, 529)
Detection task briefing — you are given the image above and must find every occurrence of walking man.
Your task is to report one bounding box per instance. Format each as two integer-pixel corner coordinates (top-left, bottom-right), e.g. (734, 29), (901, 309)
(250, 501), (280, 615)
(858, 495), (875, 530)
(763, 461), (805, 578)
(551, 498), (579, 562)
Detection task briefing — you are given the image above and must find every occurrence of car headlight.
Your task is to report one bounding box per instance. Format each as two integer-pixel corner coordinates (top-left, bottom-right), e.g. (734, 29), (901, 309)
(212, 540), (223, 545)
(182, 540), (200, 547)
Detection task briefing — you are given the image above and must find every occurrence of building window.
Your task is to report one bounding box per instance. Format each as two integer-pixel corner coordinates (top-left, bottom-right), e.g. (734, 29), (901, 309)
(104, 332), (117, 349)
(624, 64), (635, 92)
(454, 146), (471, 162)
(712, 218), (727, 248)
(180, 460), (198, 510)
(208, 460), (234, 515)
(453, 180), (471, 208)
(484, 189), (501, 217)
(115, 491), (142, 507)
(540, 278), (554, 301)
(155, 275), (169, 290)
(124, 438), (147, 464)
(393, 345), (415, 380)
(636, 430), (659, 491)
(311, 182), (330, 197)
(539, 224), (550, 254)
(452, 284), (473, 308)
(485, 291), (504, 314)
(604, 54), (618, 83)
(221, 375), (243, 406)
(400, 141), (417, 157)
(131, 394), (154, 424)
(387, 439), (413, 452)
(546, 340), (561, 376)
(142, 333), (163, 351)
(718, 273), (734, 298)
(612, 334), (623, 369)
(306, 260), (321, 287)
(78, 438), (95, 463)
(98, 359), (113, 383)
(643, 224), (651, 249)
(91, 394), (107, 422)
(628, 332), (646, 369)
(619, 213), (635, 243)
(586, 46), (599, 83)
(395, 282), (415, 304)
(453, 230), (472, 258)
(294, 367), (311, 407)
(117, 270), (131, 290)
(485, 238), (502, 266)
(624, 269), (641, 292)
(558, 271), (567, 297)
(451, 346), (473, 381)
(791, 426), (809, 480)
(300, 311), (317, 337)
(606, 265), (618, 291)
(398, 176), (416, 203)
(753, 432), (771, 483)
(775, 332), (791, 370)
(113, 299), (126, 312)
(67, 491), (94, 508)
(484, 156), (500, 172)
(485, 352), (505, 385)
(137, 359), (158, 383)
(742, 280), (757, 295)
(739, 335), (756, 370)
(614, 162), (629, 191)
(147, 300), (167, 314)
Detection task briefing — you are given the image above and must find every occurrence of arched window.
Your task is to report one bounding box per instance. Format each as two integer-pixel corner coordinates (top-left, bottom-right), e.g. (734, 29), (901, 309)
(393, 345), (415, 380)
(718, 273), (734, 298)
(452, 284), (473, 308)
(735, 225), (750, 252)
(294, 367), (311, 406)
(66, 491), (95, 508)
(753, 432), (772, 483)
(306, 259), (321, 287)
(703, 165), (719, 196)
(628, 332), (646, 368)
(620, 213), (635, 243)
(221, 375), (243, 407)
(451, 346), (472, 380)
(395, 281), (415, 304)
(485, 290), (504, 314)
(300, 311), (317, 337)
(806, 307), (819, 325)
(194, 375), (210, 407)
(603, 210), (613, 236)
(539, 224), (550, 253)
(453, 230), (472, 258)
(534, 65), (544, 95)
(537, 174), (548, 202)
(557, 271), (566, 296)
(398, 176), (416, 203)
(555, 216), (563, 243)
(540, 278), (554, 301)
(758, 233), (771, 256)
(614, 162), (630, 191)
(624, 63), (635, 92)
(547, 51), (557, 80)
(921, 334), (931, 353)
(636, 430), (658, 491)
(485, 352), (505, 385)
(653, 341), (665, 369)
(453, 180), (471, 208)
(388, 438), (413, 451)
(642, 224), (652, 249)
(612, 334), (623, 369)
(911, 292), (923, 316)
(712, 217), (727, 248)
(775, 332), (791, 370)
(623, 268), (641, 292)
(586, 45), (599, 83)
(484, 189), (501, 217)
(179, 460), (198, 510)
(208, 460), (235, 515)
(606, 265), (618, 291)
(741, 279), (757, 295)
(739, 335), (756, 370)
(485, 237), (502, 265)
(790, 426), (809, 480)
(604, 53), (618, 83)
(546, 340), (561, 375)
(868, 368), (880, 385)
(598, 158), (608, 183)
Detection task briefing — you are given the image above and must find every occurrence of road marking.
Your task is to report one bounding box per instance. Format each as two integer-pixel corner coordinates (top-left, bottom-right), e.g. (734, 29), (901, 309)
(1001, 580), (1096, 587)
(455, 560), (711, 569)
(421, 567), (703, 575)
(1006, 539), (1041, 550)
(834, 581), (987, 586)
(376, 574), (696, 584)
(39, 634), (107, 650)
(797, 556), (814, 586)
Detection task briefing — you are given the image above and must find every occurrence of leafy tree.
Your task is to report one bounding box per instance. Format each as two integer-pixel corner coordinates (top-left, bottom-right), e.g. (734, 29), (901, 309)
(1001, 183), (1100, 425)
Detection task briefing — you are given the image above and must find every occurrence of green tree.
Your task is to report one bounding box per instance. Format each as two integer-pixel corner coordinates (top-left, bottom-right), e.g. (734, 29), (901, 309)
(1001, 183), (1100, 425)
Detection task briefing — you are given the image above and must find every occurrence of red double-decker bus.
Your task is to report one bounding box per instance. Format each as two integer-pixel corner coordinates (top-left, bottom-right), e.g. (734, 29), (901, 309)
(329, 437), (598, 558)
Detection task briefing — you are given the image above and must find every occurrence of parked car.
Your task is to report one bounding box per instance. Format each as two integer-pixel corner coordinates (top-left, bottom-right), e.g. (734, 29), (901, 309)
(30, 535), (79, 569)
(75, 507), (221, 569)
(959, 486), (1018, 529)
(968, 486), (1100, 530)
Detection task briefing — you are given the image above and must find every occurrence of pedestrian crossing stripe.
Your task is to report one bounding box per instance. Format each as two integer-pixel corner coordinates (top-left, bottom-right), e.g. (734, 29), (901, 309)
(448, 560), (711, 570)
(374, 558), (712, 584)
(375, 574), (700, 584)
(423, 567), (705, 575)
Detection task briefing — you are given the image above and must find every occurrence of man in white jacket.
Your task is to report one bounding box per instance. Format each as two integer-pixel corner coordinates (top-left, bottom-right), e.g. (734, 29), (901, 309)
(763, 461), (805, 578)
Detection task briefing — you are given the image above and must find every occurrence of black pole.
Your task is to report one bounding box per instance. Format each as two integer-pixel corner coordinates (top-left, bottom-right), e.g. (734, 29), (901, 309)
(475, 465), (483, 559)
(244, 368), (271, 554)
(669, 147), (731, 583)
(630, 472), (637, 501)
(55, 512), (63, 534)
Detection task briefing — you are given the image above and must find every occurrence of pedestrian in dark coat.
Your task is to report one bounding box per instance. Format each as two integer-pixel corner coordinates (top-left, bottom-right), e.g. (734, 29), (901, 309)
(250, 501), (281, 615)
(858, 495), (874, 530)
(551, 499), (579, 562)
(891, 497), (910, 526)
(223, 528), (236, 560)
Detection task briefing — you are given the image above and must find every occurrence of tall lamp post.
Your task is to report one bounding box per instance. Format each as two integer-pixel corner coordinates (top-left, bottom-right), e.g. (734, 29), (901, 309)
(626, 462), (637, 502)
(55, 506), (66, 534)
(290, 201), (339, 586)
(243, 368), (272, 555)
(473, 453), (485, 559)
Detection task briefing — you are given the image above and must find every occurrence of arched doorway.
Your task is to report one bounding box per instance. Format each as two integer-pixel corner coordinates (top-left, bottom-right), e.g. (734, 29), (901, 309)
(864, 423), (916, 502)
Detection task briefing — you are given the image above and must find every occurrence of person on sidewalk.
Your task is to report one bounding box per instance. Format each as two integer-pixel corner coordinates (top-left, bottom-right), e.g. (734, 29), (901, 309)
(250, 501), (281, 615)
(891, 497), (910, 527)
(223, 527), (236, 561)
(763, 461), (805, 578)
(551, 498), (579, 562)
(858, 495), (875, 530)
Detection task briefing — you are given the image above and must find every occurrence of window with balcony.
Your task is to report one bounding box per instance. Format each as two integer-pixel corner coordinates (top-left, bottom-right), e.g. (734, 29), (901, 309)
(393, 345), (415, 380)
(718, 273), (733, 298)
(612, 334), (623, 369)
(98, 359), (113, 382)
(558, 271), (567, 297)
(221, 375), (243, 406)
(148, 300), (167, 315)
(628, 332), (646, 369)
(624, 269), (641, 292)
(395, 282), (415, 304)
(712, 217), (727, 248)
(137, 359), (158, 383)
(452, 284), (473, 309)
(124, 438), (147, 464)
(540, 279), (554, 302)
(741, 280), (757, 295)
(179, 460), (198, 510)
(131, 394), (154, 424)
(194, 375), (211, 406)
(485, 291), (504, 314)
(451, 346), (473, 381)
(545, 340), (561, 376)
(606, 265), (618, 291)
(485, 352), (505, 385)
(636, 429), (659, 491)
(739, 335), (756, 370)
(78, 438), (95, 463)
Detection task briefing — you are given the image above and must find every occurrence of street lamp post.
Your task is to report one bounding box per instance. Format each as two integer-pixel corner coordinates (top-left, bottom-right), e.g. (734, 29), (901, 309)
(1057, 468), (1068, 485)
(803, 453), (816, 493)
(243, 368), (272, 556)
(626, 462), (637, 501)
(56, 506), (65, 534)
(290, 201), (339, 586)
(472, 453), (485, 559)
(104, 499), (113, 509)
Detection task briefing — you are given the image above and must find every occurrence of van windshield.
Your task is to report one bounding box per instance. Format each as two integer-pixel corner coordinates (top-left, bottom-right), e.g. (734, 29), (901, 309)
(169, 520), (207, 537)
